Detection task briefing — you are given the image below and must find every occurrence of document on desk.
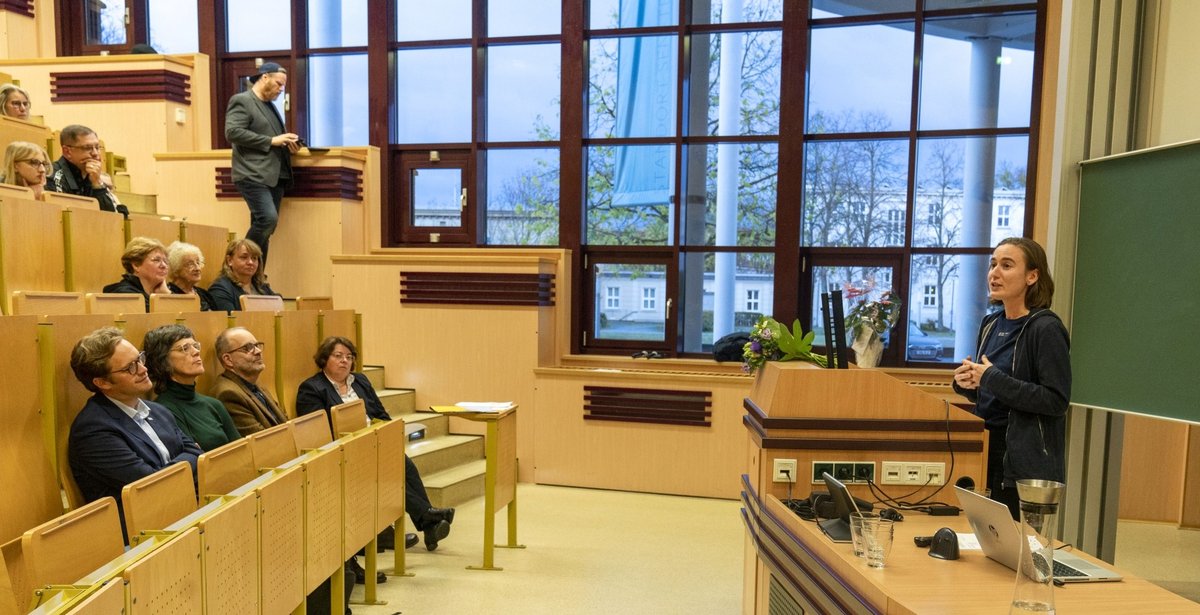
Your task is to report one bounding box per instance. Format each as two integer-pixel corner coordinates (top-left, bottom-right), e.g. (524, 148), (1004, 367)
(429, 402), (515, 414)
(958, 533), (983, 550)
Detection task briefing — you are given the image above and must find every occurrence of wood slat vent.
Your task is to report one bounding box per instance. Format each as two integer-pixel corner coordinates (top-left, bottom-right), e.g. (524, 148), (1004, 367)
(215, 167), (363, 201)
(0, 0), (34, 18)
(400, 272), (555, 307)
(50, 70), (190, 104)
(583, 386), (711, 427)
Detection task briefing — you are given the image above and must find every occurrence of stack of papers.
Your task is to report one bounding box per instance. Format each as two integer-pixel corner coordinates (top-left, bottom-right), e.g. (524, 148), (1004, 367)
(429, 402), (515, 413)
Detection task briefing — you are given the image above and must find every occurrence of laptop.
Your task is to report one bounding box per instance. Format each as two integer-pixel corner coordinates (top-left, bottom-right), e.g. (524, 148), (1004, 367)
(954, 486), (1122, 583)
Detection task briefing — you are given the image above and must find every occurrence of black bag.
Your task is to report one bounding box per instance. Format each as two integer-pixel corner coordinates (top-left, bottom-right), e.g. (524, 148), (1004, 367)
(712, 332), (751, 362)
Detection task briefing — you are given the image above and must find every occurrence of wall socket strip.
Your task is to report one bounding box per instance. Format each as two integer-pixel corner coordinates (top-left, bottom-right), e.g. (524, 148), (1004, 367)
(806, 461), (947, 486)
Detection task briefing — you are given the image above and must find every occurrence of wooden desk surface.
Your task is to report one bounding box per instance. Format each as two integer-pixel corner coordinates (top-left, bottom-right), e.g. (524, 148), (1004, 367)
(745, 484), (1200, 614)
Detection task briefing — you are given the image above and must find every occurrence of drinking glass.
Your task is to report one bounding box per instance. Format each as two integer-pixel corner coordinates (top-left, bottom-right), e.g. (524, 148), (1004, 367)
(863, 518), (895, 568)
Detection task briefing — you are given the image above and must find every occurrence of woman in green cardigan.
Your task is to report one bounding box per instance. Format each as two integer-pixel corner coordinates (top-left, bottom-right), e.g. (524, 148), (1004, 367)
(143, 324), (241, 451)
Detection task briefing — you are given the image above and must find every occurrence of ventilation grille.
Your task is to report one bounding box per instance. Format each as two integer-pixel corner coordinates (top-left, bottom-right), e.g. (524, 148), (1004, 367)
(768, 575), (806, 615)
(215, 166), (363, 200)
(583, 386), (711, 427)
(51, 69), (190, 104)
(400, 271), (555, 306)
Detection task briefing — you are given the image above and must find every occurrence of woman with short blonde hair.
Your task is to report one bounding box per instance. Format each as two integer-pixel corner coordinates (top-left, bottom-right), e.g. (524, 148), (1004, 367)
(0, 141), (49, 198)
(103, 236), (171, 311)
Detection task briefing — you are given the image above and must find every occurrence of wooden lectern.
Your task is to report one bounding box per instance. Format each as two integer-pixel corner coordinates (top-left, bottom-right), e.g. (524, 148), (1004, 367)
(741, 361), (987, 614)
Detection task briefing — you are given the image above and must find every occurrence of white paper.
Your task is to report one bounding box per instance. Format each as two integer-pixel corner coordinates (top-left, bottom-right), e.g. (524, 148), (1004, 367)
(454, 401), (515, 412)
(957, 533), (982, 550)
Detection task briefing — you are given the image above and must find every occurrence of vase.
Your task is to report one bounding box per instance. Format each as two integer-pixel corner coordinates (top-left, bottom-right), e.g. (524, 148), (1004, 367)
(851, 329), (883, 368)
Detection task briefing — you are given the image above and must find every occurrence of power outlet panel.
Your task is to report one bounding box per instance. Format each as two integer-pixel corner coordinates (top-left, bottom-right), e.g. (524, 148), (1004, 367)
(811, 461), (875, 484)
(880, 460), (947, 486)
(773, 458), (798, 483)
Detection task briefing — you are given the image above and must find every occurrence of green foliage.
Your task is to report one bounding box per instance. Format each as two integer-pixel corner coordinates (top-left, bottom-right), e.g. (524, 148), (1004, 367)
(742, 316), (828, 374)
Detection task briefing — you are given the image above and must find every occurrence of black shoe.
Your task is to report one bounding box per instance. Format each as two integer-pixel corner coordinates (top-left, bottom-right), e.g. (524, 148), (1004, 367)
(376, 526), (395, 551)
(422, 507), (456, 526)
(424, 519), (451, 551)
(348, 558), (386, 585)
(405, 532), (419, 549)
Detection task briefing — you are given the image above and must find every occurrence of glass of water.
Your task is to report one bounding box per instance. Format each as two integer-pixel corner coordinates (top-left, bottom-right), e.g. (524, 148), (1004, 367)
(862, 518), (895, 568)
(849, 512), (880, 558)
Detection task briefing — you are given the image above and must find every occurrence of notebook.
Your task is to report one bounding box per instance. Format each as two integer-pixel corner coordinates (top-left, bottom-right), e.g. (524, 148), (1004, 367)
(954, 486), (1122, 583)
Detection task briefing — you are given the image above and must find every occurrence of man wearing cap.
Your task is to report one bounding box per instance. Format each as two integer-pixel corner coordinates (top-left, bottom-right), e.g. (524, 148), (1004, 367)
(224, 62), (299, 267)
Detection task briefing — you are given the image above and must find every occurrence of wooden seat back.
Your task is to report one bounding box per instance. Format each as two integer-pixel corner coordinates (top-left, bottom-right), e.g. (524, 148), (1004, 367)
(10, 291), (85, 316)
(331, 399), (368, 436)
(239, 295), (284, 312)
(84, 293), (144, 315)
(196, 439), (258, 501)
(20, 498), (125, 609)
(120, 462), (198, 546)
(289, 412), (332, 451)
(148, 293), (200, 313)
(247, 422), (299, 470)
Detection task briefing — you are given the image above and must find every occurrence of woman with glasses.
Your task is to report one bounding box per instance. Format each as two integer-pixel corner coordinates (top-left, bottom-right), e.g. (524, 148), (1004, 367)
(143, 324), (240, 451)
(0, 83), (32, 121)
(208, 237), (278, 312)
(166, 241), (215, 311)
(0, 140), (50, 199)
(296, 336), (456, 553)
(103, 237), (172, 311)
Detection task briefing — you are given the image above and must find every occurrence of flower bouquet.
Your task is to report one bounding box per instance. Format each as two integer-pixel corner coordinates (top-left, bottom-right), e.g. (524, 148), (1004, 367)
(742, 317), (828, 375)
(844, 290), (901, 368)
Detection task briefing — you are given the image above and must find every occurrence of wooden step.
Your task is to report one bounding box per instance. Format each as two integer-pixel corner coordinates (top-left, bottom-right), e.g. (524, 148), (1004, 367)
(420, 459), (486, 509)
(378, 388), (415, 416)
(360, 365), (385, 390)
(401, 412), (448, 440)
(406, 434), (483, 477)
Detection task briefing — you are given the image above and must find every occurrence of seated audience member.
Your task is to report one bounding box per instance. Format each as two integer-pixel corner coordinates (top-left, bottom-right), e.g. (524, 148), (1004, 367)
(0, 140), (49, 198)
(144, 324), (240, 451)
(103, 236), (171, 311)
(0, 83), (32, 120)
(208, 238), (278, 312)
(209, 327), (287, 435)
(67, 327), (203, 539)
(46, 124), (119, 213)
(166, 241), (215, 311)
(297, 336), (455, 552)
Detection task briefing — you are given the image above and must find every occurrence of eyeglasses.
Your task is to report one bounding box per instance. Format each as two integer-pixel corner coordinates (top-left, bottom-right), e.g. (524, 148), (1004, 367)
(18, 159), (49, 169)
(182, 259), (205, 270)
(171, 341), (202, 354)
(146, 256), (168, 265)
(66, 143), (103, 153)
(108, 352), (147, 377)
(230, 341), (265, 355)
(7, 100), (31, 108)
(330, 352), (356, 362)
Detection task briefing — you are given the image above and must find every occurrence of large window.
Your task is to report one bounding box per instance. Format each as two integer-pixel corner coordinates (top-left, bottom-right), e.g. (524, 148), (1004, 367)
(59, 0), (1042, 367)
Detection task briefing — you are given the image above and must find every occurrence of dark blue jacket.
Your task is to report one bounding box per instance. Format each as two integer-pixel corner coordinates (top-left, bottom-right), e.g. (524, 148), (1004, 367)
(208, 273), (278, 312)
(954, 309), (1071, 486)
(294, 371), (391, 424)
(68, 394), (202, 537)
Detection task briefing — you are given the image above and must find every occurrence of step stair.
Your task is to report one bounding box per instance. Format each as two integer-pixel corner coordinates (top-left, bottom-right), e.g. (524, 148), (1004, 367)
(361, 365), (486, 508)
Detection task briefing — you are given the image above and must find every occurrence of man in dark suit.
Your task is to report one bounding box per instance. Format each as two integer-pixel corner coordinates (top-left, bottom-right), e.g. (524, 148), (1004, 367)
(224, 62), (299, 266)
(68, 327), (203, 540)
(209, 326), (287, 436)
(296, 336), (455, 552)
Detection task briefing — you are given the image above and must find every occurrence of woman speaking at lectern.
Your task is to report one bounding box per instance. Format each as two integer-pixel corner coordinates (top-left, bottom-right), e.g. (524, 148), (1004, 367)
(952, 237), (1071, 518)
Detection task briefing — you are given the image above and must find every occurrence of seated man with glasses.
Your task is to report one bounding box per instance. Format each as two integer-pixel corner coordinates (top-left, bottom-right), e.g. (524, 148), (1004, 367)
(68, 327), (203, 542)
(209, 326), (288, 436)
(47, 123), (119, 213)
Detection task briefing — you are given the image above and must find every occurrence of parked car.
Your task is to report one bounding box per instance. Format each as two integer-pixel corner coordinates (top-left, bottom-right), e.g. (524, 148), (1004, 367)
(906, 321), (944, 361)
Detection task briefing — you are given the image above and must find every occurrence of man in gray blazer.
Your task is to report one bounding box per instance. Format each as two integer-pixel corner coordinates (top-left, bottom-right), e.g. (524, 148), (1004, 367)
(224, 62), (299, 266)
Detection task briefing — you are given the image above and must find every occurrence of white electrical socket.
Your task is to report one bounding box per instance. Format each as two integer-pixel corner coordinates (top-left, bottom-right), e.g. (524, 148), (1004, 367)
(925, 462), (945, 485)
(902, 463), (925, 485)
(773, 459), (797, 483)
(881, 462), (904, 485)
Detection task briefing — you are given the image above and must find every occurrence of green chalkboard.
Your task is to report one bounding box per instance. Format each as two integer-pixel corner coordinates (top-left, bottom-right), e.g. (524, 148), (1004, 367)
(1074, 141), (1200, 423)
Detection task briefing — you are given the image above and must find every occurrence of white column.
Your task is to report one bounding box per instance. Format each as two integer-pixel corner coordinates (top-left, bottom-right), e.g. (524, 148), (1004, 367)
(713, 0), (744, 339)
(953, 36), (1003, 359)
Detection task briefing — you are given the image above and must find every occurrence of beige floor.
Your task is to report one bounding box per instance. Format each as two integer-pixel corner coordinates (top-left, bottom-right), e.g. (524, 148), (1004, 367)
(351, 484), (744, 615)
(349, 484), (1198, 614)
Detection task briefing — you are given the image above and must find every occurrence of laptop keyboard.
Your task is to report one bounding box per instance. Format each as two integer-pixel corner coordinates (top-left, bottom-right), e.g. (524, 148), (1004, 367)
(1053, 559), (1086, 578)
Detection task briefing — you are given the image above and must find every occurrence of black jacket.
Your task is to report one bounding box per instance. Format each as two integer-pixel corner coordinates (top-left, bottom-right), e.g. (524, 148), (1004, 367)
(295, 371), (391, 424)
(103, 273), (151, 312)
(168, 282), (216, 312)
(47, 157), (118, 212)
(953, 309), (1071, 485)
